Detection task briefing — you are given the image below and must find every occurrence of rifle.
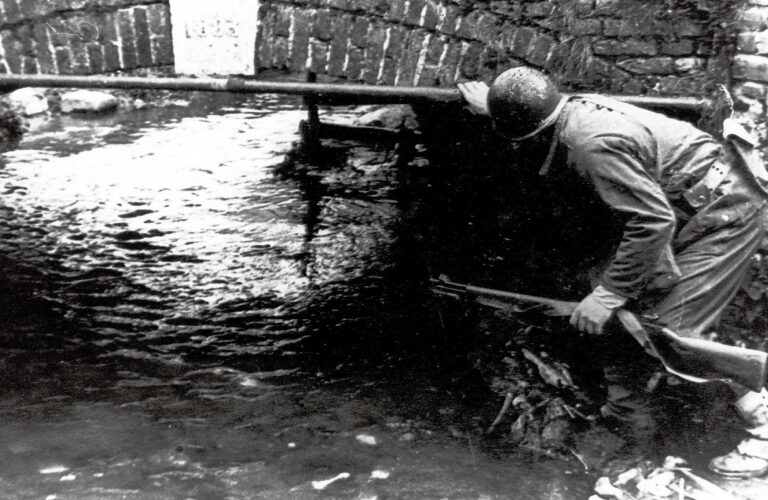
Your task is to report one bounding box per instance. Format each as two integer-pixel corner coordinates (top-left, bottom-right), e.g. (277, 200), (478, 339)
(430, 276), (768, 392)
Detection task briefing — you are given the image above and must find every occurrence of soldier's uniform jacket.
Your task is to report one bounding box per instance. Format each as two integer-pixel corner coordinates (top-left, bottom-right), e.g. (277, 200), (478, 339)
(541, 95), (768, 310)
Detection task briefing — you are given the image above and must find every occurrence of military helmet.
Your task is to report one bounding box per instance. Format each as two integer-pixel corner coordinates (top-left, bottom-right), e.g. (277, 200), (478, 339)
(487, 67), (563, 140)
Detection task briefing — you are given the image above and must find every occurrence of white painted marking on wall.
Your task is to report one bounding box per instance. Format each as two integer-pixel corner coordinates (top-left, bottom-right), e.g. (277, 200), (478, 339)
(169, 0), (260, 75)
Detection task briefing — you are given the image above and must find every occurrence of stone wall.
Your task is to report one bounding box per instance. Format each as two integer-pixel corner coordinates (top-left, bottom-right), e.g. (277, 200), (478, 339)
(0, 1), (755, 100)
(0, 0), (173, 75)
(734, 1), (768, 122)
(255, 1), (741, 96)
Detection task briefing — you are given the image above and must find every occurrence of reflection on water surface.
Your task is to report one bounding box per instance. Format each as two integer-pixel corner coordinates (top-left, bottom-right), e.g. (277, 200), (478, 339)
(0, 93), (588, 499)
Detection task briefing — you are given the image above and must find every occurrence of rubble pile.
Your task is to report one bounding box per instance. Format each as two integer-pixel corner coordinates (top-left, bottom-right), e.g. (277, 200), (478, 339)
(590, 456), (740, 500)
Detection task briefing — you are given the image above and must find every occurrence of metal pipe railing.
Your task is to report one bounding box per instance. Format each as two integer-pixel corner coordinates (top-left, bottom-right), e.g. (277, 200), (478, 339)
(0, 74), (708, 112)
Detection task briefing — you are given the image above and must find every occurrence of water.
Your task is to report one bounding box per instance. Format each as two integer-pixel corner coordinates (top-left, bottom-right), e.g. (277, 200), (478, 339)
(0, 93), (589, 499)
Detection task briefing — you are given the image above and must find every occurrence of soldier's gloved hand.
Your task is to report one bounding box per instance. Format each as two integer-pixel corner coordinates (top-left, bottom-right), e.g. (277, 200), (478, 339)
(569, 286), (627, 335)
(457, 81), (490, 116)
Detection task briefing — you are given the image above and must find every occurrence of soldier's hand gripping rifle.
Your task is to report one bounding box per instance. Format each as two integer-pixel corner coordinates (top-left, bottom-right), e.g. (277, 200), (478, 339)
(430, 276), (768, 392)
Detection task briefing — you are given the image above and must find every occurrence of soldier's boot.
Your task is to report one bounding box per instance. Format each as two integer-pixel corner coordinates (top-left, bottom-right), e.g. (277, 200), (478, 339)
(709, 389), (768, 478)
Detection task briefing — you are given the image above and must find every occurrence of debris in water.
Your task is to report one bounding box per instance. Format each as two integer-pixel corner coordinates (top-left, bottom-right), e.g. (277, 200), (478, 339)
(40, 466), (69, 474)
(311, 472), (350, 490)
(614, 468), (640, 486)
(636, 470), (675, 497)
(486, 392), (513, 434)
(287, 442), (296, 448)
(370, 469), (390, 479)
(592, 456), (740, 500)
(594, 476), (624, 499)
(356, 434), (378, 445)
(522, 349), (576, 388)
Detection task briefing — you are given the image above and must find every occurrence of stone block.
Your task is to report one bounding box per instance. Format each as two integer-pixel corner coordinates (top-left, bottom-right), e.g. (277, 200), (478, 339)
(734, 81), (767, 100)
(459, 42), (483, 79)
(361, 25), (386, 83)
(476, 12), (500, 43)
(150, 32), (173, 66)
(313, 9), (332, 42)
(344, 46), (364, 80)
(405, 0), (425, 26)
(416, 64), (438, 86)
(422, 1), (439, 30)
(100, 13), (121, 70)
(677, 20), (704, 37)
(349, 16), (369, 48)
(603, 18), (671, 36)
(1, 30), (21, 73)
(256, 9), (274, 69)
(117, 8), (138, 69)
(87, 43), (104, 73)
(383, 25), (405, 59)
(569, 19), (601, 36)
(478, 46), (501, 81)
(379, 57), (396, 84)
(526, 34), (555, 67)
(593, 39), (657, 56)
(739, 33), (757, 54)
(437, 4), (458, 35)
(21, 56), (36, 74)
(396, 30), (425, 85)
(616, 57), (673, 75)
(146, 3), (170, 37)
(61, 90), (118, 113)
(574, 0), (595, 16)
(423, 34), (444, 66)
(327, 15), (351, 75)
(385, 0), (407, 21)
(2, 0), (22, 24)
(68, 36), (89, 74)
(584, 56), (625, 89)
(697, 43), (713, 56)
(661, 40), (695, 57)
(454, 11), (479, 39)
(270, 36), (288, 69)
(652, 75), (709, 95)
(733, 54), (768, 83)
(274, 6), (292, 38)
(290, 10), (311, 70)
(308, 40), (329, 74)
(754, 32), (768, 55)
(437, 40), (461, 85)
(32, 23), (56, 73)
(133, 7), (152, 68)
(738, 8), (768, 31)
(524, 1), (556, 18)
(674, 57), (705, 73)
(595, 0), (621, 11)
(55, 46), (72, 74)
(511, 27), (536, 60)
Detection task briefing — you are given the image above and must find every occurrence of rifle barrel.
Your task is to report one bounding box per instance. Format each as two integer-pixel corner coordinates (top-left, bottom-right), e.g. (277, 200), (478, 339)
(0, 74), (707, 111)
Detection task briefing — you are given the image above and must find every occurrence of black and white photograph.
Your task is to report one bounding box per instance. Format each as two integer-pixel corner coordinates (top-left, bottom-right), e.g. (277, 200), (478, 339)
(0, 0), (767, 498)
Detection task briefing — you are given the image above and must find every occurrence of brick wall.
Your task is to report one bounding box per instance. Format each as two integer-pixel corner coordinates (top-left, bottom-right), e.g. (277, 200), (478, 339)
(0, 0), (755, 101)
(734, 1), (768, 121)
(0, 0), (172, 74)
(255, 0), (741, 96)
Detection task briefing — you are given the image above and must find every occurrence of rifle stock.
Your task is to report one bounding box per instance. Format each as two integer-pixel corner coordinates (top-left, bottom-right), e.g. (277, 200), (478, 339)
(431, 276), (768, 392)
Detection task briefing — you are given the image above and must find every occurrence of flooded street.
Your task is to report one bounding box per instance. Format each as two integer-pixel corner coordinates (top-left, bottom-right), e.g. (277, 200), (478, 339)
(0, 93), (589, 499)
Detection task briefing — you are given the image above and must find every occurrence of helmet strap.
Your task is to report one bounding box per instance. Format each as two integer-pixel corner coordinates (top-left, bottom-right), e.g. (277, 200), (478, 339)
(508, 97), (568, 142)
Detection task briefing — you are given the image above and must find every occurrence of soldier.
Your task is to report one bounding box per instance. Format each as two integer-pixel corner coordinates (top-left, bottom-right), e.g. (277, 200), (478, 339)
(458, 67), (768, 477)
